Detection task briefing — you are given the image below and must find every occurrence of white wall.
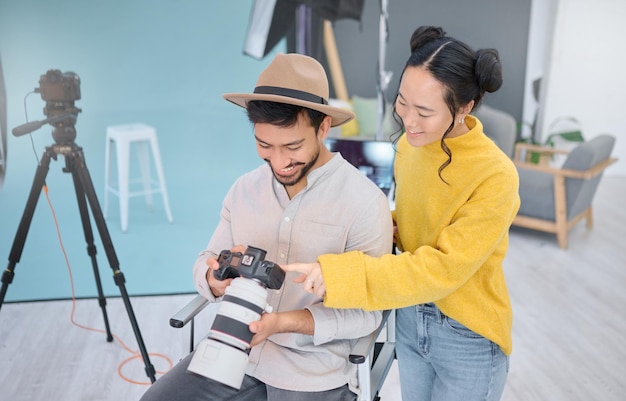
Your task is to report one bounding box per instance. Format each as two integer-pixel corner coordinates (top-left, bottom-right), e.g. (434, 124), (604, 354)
(539, 0), (625, 175)
(522, 0), (556, 140)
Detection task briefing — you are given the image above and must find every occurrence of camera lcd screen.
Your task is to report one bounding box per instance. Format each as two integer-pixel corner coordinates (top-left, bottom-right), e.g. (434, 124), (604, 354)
(229, 255), (241, 267)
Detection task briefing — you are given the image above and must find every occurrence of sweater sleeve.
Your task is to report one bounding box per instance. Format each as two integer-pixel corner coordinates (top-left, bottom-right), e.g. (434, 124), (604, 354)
(319, 165), (520, 311)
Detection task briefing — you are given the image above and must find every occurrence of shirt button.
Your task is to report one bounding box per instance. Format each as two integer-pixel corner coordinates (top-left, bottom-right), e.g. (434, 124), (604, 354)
(284, 216), (290, 222)
(279, 253), (286, 259)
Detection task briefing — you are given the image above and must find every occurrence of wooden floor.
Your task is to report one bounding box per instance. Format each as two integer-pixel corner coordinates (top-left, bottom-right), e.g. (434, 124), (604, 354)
(1, 176), (624, 401)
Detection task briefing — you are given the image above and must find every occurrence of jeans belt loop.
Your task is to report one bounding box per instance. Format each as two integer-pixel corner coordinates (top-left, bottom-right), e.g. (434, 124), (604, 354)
(434, 303), (444, 324)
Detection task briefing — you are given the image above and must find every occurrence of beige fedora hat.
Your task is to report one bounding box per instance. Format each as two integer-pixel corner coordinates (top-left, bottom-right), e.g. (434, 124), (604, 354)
(223, 53), (355, 127)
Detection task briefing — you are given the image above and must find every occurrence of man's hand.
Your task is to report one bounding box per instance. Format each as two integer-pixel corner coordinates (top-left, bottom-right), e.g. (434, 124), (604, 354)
(249, 312), (280, 347)
(249, 309), (314, 347)
(282, 262), (326, 299)
(207, 244), (247, 297)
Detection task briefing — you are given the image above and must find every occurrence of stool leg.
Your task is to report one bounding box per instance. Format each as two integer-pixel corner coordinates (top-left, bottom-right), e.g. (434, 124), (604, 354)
(116, 139), (131, 232)
(137, 140), (154, 209)
(104, 136), (111, 217)
(149, 138), (173, 223)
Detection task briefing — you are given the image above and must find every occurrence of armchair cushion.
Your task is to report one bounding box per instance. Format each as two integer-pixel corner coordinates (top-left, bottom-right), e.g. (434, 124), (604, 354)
(517, 169), (555, 221)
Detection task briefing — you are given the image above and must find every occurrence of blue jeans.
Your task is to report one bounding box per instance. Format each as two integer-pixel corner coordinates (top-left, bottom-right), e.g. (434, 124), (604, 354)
(395, 304), (509, 401)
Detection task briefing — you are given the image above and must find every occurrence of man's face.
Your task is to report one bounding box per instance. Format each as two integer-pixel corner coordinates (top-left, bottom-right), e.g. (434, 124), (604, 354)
(254, 112), (328, 193)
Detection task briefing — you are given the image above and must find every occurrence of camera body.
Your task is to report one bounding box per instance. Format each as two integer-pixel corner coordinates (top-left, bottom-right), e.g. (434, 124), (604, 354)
(214, 246), (285, 290)
(38, 69), (81, 103)
(187, 246), (285, 389)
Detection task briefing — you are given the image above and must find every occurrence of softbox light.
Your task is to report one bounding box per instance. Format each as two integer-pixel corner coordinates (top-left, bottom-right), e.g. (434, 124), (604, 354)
(243, 0), (364, 60)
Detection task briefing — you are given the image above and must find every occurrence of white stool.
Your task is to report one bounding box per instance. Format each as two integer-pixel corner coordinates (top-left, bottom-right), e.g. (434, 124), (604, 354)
(104, 123), (173, 232)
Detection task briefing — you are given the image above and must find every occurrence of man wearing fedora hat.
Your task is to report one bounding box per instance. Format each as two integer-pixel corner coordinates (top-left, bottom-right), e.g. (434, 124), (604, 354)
(140, 53), (392, 401)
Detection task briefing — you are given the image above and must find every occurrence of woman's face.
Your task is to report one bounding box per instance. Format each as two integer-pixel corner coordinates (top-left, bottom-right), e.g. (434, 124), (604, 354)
(395, 66), (468, 148)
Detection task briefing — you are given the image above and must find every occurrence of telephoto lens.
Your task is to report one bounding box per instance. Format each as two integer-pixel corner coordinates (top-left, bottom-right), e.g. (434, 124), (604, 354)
(187, 277), (273, 389)
(187, 246), (285, 389)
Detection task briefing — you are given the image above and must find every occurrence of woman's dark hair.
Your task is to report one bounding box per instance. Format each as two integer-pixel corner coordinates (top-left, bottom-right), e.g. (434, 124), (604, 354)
(246, 100), (326, 133)
(397, 26), (503, 182)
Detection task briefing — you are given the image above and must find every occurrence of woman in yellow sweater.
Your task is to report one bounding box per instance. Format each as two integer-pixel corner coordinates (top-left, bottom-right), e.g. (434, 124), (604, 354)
(284, 26), (520, 401)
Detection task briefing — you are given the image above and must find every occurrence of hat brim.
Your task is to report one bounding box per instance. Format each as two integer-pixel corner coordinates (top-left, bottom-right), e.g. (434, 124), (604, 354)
(222, 93), (355, 127)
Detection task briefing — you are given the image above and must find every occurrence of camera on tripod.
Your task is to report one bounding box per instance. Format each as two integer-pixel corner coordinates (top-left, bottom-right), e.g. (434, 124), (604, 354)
(38, 69), (81, 103)
(187, 246), (286, 389)
(37, 69), (82, 144)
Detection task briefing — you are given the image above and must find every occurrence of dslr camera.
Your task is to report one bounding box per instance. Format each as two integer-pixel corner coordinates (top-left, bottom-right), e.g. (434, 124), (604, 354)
(187, 246), (285, 389)
(38, 69), (81, 103)
(37, 69), (82, 143)
(213, 246), (285, 289)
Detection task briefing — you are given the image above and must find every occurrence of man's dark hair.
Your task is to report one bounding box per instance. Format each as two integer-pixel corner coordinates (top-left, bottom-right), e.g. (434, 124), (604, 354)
(246, 100), (326, 132)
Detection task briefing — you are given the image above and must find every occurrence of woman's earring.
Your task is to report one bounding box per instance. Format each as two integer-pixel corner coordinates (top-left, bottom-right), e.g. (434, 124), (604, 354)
(458, 117), (465, 125)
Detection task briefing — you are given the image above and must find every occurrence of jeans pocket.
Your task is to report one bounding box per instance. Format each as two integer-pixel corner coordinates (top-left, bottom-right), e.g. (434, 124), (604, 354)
(442, 315), (483, 339)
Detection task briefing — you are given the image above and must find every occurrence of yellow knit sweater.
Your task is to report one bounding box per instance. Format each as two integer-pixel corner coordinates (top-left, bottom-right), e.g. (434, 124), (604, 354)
(318, 116), (520, 355)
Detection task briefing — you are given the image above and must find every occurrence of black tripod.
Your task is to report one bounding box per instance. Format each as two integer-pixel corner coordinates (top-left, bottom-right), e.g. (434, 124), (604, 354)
(0, 140), (156, 383)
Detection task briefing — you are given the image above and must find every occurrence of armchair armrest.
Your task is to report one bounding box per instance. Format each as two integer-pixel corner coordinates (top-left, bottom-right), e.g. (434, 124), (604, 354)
(349, 310), (393, 364)
(513, 142), (570, 166)
(515, 157), (617, 179)
(170, 294), (210, 355)
(514, 142), (571, 158)
(170, 294), (209, 328)
(514, 141), (617, 179)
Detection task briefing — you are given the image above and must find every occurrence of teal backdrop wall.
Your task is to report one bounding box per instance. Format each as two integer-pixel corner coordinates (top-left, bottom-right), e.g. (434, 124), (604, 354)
(0, 0), (284, 301)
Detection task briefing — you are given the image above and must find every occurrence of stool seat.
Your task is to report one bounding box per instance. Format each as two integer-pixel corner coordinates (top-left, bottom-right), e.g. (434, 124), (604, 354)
(104, 123), (173, 232)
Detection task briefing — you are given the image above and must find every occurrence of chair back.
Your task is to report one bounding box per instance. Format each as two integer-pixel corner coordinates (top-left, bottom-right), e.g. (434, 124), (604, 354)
(473, 105), (517, 158)
(562, 134), (615, 219)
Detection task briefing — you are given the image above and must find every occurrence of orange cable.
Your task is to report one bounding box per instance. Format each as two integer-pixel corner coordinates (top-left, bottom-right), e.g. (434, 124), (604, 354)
(42, 184), (173, 384)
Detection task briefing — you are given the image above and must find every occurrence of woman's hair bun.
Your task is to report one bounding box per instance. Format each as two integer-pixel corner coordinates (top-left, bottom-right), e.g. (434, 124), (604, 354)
(475, 48), (503, 93)
(410, 26), (446, 53)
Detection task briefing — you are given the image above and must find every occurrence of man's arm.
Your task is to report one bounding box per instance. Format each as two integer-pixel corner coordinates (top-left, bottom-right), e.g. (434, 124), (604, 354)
(249, 309), (314, 347)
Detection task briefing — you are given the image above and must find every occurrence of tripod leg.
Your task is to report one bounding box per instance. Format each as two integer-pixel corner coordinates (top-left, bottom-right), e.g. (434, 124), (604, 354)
(71, 147), (156, 383)
(66, 155), (113, 342)
(0, 149), (52, 309)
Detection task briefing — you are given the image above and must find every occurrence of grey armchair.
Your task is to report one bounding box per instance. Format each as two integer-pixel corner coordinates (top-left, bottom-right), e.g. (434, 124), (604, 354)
(512, 134), (617, 249)
(473, 104), (517, 158)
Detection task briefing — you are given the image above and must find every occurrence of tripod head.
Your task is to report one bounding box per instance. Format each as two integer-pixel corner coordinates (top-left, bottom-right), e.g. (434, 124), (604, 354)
(12, 69), (82, 144)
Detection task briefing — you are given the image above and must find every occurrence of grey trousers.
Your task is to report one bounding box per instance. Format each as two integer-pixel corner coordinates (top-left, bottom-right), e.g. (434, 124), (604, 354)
(139, 352), (357, 401)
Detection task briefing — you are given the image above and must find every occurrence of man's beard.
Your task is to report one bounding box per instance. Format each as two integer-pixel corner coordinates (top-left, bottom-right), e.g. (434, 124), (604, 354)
(269, 149), (319, 188)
